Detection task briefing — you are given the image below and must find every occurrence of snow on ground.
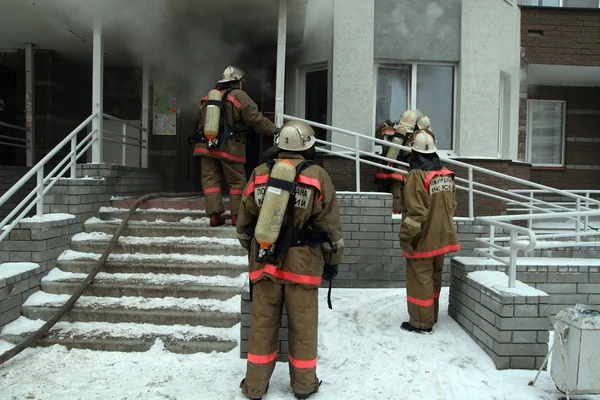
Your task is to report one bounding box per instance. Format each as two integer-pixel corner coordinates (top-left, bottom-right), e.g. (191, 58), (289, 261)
(43, 268), (249, 287)
(19, 213), (75, 223)
(0, 263), (39, 279)
(58, 250), (248, 265)
(71, 231), (240, 246)
(0, 288), (587, 400)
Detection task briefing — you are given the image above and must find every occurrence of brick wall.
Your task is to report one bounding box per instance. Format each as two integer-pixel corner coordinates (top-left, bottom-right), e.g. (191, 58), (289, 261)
(452, 257), (600, 322)
(0, 263), (42, 329)
(519, 7), (600, 190)
(521, 7), (600, 67)
(449, 261), (550, 370)
(526, 85), (600, 189)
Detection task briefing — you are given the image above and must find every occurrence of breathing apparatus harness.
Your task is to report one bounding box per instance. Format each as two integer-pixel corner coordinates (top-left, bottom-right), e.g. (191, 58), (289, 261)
(188, 87), (254, 151)
(245, 158), (339, 308)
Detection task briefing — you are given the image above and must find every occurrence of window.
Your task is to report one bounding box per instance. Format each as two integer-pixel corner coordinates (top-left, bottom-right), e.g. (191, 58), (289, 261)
(521, 0), (600, 7)
(302, 67), (328, 145)
(375, 63), (455, 150)
(527, 100), (566, 167)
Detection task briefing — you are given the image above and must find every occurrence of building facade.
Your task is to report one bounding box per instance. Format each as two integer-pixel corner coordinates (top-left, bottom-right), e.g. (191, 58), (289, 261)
(519, 2), (600, 190)
(1, 0), (597, 196)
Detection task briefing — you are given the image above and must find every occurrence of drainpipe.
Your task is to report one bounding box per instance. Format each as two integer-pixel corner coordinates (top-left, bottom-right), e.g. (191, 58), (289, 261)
(25, 43), (35, 167)
(91, 17), (104, 163)
(274, 0), (288, 128)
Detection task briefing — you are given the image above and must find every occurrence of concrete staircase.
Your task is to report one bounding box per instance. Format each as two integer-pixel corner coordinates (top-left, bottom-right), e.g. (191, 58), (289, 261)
(0, 197), (248, 354)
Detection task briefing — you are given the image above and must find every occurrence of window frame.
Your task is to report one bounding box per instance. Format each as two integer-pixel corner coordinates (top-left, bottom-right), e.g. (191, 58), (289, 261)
(526, 99), (567, 168)
(298, 62), (330, 146)
(373, 61), (458, 155)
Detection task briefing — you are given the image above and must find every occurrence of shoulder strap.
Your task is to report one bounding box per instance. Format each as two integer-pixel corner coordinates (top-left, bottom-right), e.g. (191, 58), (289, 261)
(274, 159), (315, 264)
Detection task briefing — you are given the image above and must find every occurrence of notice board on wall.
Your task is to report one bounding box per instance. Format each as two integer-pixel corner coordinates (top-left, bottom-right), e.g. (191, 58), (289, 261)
(153, 87), (178, 136)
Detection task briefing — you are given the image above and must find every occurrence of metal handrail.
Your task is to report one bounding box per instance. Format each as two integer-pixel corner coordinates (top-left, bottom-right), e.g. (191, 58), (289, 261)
(103, 114), (147, 132)
(284, 114), (600, 289)
(0, 113), (98, 242)
(284, 114), (600, 213)
(0, 121), (26, 132)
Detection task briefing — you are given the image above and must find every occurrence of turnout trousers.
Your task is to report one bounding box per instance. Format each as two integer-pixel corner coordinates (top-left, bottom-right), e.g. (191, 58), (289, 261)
(241, 279), (320, 398)
(376, 179), (404, 214)
(405, 254), (445, 329)
(200, 156), (246, 216)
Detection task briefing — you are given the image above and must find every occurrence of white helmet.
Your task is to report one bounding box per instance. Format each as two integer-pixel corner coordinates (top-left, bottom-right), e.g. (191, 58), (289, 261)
(410, 129), (437, 154)
(276, 121), (316, 152)
(218, 66), (244, 83)
(398, 109), (418, 132)
(416, 114), (431, 130)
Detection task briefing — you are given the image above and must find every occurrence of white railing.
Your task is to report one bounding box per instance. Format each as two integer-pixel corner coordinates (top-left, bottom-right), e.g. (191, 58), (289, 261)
(102, 114), (147, 167)
(0, 113), (98, 241)
(283, 114), (600, 287)
(0, 121), (31, 161)
(476, 210), (600, 287)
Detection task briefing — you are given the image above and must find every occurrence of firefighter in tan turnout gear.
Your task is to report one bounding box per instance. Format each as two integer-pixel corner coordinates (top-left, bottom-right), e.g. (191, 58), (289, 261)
(193, 66), (277, 227)
(375, 110), (429, 214)
(236, 120), (344, 400)
(399, 129), (460, 334)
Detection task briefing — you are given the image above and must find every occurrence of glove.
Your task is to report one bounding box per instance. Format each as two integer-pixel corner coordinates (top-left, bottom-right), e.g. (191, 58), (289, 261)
(400, 240), (413, 256)
(322, 264), (339, 281)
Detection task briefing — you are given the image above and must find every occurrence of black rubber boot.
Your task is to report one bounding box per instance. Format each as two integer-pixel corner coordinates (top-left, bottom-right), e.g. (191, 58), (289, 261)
(401, 321), (432, 334)
(294, 380), (322, 399)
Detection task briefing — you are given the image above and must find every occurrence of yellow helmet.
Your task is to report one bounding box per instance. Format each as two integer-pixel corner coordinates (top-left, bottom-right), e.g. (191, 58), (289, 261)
(276, 121), (316, 151)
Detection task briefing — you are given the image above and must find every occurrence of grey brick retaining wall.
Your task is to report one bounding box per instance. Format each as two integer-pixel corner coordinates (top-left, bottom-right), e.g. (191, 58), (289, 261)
(453, 257), (600, 322)
(448, 263), (550, 370)
(0, 263), (41, 329)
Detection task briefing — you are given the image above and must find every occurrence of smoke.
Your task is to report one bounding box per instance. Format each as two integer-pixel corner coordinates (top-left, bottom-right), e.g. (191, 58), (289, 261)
(34, 0), (279, 114)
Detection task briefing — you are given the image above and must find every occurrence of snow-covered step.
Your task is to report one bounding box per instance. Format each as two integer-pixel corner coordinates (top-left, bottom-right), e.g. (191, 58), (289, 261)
(21, 292), (241, 328)
(99, 207), (232, 223)
(0, 317), (238, 354)
(41, 269), (247, 300)
(84, 217), (238, 239)
(70, 232), (246, 257)
(57, 251), (247, 277)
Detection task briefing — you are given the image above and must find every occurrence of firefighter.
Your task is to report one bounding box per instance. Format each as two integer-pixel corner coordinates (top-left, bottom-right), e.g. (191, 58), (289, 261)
(399, 129), (460, 334)
(374, 109), (418, 214)
(237, 120), (344, 400)
(193, 66), (277, 227)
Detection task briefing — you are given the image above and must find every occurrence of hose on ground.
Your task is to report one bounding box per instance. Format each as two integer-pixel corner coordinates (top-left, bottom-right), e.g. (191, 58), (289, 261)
(0, 192), (204, 366)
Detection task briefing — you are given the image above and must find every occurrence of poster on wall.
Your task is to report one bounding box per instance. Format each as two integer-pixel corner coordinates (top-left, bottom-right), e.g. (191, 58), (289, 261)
(153, 88), (178, 136)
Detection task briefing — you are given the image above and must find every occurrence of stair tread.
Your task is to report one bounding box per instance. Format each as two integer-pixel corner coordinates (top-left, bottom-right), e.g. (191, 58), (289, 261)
(23, 292), (241, 314)
(1, 316), (238, 343)
(99, 206), (231, 215)
(43, 268), (249, 288)
(71, 232), (241, 247)
(58, 250), (248, 266)
(85, 216), (229, 228)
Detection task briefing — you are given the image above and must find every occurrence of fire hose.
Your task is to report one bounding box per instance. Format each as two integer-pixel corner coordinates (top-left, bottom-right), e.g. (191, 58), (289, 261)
(0, 192), (206, 366)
